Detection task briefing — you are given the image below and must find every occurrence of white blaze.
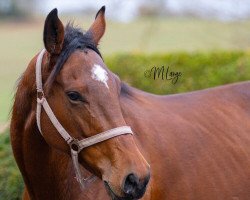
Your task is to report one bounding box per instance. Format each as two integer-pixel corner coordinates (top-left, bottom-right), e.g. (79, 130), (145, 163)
(91, 64), (109, 89)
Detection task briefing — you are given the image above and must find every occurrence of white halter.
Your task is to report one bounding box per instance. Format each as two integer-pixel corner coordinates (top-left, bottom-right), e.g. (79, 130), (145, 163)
(35, 49), (133, 189)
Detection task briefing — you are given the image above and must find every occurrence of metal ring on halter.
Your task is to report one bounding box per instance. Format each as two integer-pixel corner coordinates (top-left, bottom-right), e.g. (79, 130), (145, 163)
(69, 139), (80, 153)
(37, 89), (45, 100)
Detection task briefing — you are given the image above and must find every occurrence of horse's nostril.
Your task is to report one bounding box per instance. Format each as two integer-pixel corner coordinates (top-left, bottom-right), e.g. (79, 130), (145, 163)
(123, 173), (150, 198)
(123, 173), (139, 195)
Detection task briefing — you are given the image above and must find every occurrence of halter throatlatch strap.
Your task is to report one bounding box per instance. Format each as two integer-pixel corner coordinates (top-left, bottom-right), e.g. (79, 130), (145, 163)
(35, 49), (133, 190)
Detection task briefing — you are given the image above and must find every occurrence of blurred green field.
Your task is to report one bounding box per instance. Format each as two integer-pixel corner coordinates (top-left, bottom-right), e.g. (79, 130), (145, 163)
(1, 17), (250, 123)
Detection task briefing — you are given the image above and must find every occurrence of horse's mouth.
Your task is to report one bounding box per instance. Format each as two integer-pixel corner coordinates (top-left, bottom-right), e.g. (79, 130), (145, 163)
(104, 181), (137, 200)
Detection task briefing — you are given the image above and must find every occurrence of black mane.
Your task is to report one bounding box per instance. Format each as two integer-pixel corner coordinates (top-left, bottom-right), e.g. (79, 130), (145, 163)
(47, 23), (102, 85)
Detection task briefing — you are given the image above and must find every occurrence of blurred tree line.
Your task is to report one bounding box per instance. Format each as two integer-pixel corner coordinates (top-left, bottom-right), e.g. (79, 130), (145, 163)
(0, 0), (34, 18)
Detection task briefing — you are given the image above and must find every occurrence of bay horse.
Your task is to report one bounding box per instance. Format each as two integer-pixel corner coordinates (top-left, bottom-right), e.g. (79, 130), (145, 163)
(11, 6), (250, 200)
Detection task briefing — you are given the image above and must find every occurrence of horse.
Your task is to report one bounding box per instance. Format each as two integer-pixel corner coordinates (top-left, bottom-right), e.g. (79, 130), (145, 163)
(10, 6), (250, 200)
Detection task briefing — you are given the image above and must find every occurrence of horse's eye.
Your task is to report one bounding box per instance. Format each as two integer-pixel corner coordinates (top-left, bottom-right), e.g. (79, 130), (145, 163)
(66, 91), (82, 102)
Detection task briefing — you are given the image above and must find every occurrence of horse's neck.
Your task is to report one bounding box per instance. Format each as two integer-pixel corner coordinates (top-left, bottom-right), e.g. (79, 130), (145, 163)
(29, 128), (72, 198)
(120, 86), (159, 151)
(120, 86), (160, 126)
(13, 115), (74, 199)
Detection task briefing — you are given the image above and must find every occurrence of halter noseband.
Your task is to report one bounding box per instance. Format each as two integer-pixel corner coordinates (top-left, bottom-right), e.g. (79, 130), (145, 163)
(35, 49), (133, 189)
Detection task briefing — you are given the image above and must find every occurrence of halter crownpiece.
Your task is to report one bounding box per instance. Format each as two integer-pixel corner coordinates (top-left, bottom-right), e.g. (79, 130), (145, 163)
(35, 49), (133, 189)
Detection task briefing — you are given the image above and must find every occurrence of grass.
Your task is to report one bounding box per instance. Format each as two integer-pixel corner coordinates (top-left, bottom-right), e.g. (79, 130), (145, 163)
(0, 130), (24, 200)
(1, 16), (250, 122)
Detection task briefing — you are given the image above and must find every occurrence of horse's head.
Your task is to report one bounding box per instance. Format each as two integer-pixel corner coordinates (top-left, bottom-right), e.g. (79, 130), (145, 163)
(39, 6), (150, 199)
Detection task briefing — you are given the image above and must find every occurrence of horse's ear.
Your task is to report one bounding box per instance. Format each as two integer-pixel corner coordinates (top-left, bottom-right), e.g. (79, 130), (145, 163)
(43, 8), (64, 55)
(87, 6), (106, 46)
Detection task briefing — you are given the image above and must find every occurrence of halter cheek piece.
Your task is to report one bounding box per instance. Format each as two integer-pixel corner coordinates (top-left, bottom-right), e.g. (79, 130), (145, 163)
(35, 49), (133, 189)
